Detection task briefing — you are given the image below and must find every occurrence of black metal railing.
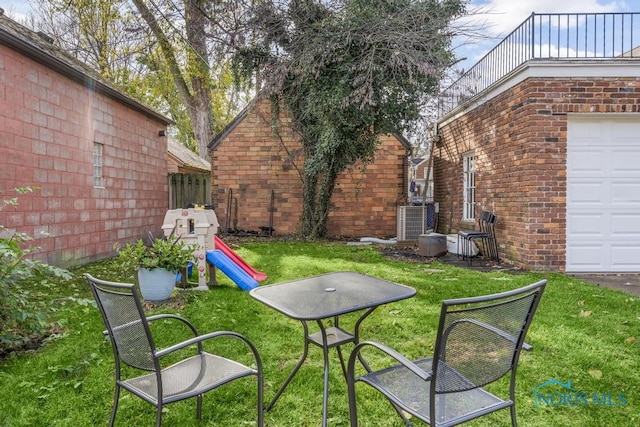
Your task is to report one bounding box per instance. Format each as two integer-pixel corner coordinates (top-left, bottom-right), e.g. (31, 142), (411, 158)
(439, 12), (640, 115)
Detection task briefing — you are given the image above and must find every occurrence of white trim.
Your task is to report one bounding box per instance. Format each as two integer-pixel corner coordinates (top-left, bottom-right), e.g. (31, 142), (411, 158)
(438, 60), (640, 127)
(462, 153), (476, 221)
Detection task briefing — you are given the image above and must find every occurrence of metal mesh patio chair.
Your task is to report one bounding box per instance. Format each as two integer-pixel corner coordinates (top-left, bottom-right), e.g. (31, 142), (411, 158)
(347, 280), (546, 427)
(457, 211), (499, 265)
(85, 274), (263, 427)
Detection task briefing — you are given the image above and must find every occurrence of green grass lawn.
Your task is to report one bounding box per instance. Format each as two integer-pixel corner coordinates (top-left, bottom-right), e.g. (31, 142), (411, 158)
(0, 241), (638, 426)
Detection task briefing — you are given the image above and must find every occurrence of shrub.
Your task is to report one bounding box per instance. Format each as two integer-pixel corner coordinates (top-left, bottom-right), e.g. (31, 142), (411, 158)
(115, 233), (196, 273)
(0, 187), (71, 355)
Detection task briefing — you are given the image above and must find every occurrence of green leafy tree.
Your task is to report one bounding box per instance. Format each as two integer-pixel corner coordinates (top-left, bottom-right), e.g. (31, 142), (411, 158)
(129, 0), (253, 157)
(0, 188), (72, 355)
(32, 0), (251, 156)
(236, 0), (466, 238)
(32, 0), (143, 84)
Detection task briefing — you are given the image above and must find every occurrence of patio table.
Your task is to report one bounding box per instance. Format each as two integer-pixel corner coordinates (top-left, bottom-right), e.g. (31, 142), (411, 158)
(249, 271), (416, 427)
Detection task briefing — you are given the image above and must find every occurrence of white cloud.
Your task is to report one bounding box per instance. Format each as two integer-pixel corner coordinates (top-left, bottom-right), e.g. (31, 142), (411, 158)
(452, 0), (638, 69)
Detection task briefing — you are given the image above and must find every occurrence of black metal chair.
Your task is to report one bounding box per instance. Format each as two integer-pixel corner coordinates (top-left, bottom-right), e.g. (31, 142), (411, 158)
(347, 280), (546, 427)
(457, 211), (498, 265)
(85, 274), (264, 427)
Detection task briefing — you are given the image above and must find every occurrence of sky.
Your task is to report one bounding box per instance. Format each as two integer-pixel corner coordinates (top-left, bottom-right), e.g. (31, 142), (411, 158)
(454, 0), (640, 70)
(2, 0), (639, 71)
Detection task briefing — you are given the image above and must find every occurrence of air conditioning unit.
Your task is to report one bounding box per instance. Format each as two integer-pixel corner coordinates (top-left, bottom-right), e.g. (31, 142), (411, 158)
(397, 204), (438, 241)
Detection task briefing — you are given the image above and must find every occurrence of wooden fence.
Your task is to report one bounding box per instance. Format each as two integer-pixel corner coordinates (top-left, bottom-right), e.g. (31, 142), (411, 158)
(168, 173), (211, 209)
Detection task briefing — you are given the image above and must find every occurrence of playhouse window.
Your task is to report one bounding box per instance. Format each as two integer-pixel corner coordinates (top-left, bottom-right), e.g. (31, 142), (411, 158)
(462, 153), (476, 221)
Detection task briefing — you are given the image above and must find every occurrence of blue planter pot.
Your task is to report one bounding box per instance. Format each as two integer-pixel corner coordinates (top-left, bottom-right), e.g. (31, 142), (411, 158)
(137, 268), (177, 301)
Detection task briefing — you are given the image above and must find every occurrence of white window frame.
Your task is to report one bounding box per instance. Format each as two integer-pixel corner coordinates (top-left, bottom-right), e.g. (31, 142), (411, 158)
(462, 153), (476, 221)
(93, 142), (104, 188)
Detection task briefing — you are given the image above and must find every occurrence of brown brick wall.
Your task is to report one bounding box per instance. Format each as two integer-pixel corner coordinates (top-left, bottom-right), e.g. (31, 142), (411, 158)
(211, 100), (408, 237)
(436, 75), (640, 271)
(0, 45), (169, 267)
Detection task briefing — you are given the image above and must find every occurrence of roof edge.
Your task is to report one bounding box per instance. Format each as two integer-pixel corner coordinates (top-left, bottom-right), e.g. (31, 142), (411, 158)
(0, 18), (173, 125)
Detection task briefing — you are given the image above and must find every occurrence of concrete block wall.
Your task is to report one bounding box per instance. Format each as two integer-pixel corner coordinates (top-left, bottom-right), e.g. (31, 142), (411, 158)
(436, 75), (640, 271)
(0, 44), (169, 266)
(212, 100), (407, 238)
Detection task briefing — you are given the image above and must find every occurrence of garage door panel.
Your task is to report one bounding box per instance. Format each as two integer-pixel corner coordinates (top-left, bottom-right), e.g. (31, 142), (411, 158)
(611, 149), (640, 175)
(612, 182), (640, 205)
(611, 121), (640, 139)
(566, 245), (608, 270)
(567, 182), (604, 204)
(570, 120), (603, 140)
(611, 214), (640, 236)
(566, 214), (604, 236)
(568, 149), (605, 175)
(611, 245), (640, 270)
(567, 243), (640, 272)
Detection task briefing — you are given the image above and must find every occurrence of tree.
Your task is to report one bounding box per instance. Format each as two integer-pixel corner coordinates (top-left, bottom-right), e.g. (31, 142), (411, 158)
(130, 0), (254, 158)
(32, 0), (251, 157)
(32, 0), (143, 85)
(236, 0), (466, 238)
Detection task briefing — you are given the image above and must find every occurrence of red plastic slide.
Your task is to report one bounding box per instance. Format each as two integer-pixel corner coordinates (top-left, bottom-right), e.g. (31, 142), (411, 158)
(213, 236), (268, 282)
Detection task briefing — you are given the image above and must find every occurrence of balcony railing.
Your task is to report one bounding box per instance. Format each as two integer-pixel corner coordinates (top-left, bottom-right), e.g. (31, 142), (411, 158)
(439, 12), (640, 115)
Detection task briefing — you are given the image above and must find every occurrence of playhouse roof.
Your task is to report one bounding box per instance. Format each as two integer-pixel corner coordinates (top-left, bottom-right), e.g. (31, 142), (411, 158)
(168, 138), (210, 172)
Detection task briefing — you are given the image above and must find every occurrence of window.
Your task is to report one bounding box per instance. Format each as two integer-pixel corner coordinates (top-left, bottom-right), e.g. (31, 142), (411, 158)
(462, 153), (476, 220)
(93, 142), (104, 187)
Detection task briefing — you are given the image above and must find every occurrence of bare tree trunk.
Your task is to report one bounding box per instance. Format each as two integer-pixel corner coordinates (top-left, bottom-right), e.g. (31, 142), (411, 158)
(131, 0), (215, 159)
(184, 0), (215, 158)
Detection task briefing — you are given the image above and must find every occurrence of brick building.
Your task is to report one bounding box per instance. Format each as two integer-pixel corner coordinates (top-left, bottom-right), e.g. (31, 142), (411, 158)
(0, 14), (172, 266)
(435, 13), (640, 272)
(209, 99), (411, 237)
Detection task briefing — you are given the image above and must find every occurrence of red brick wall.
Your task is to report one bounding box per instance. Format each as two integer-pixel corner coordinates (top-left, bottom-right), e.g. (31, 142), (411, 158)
(436, 75), (640, 271)
(0, 44), (169, 267)
(211, 100), (408, 237)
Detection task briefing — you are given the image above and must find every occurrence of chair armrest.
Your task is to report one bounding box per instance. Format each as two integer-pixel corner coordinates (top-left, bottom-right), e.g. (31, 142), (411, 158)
(348, 340), (431, 382)
(146, 313), (200, 336)
(154, 330), (262, 370)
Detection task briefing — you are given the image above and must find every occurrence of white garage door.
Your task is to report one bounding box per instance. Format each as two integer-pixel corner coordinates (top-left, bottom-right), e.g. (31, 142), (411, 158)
(566, 115), (640, 272)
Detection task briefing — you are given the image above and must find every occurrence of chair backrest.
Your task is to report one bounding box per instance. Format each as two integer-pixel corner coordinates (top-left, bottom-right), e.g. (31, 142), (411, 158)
(85, 274), (157, 371)
(478, 211), (496, 233)
(431, 280), (546, 394)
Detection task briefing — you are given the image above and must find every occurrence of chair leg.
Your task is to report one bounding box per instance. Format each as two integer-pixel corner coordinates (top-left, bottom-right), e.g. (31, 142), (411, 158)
(492, 236), (500, 261)
(467, 237), (474, 266)
(156, 403), (163, 427)
(257, 374), (264, 427)
(196, 394), (203, 419)
(347, 379), (359, 426)
(510, 403), (518, 426)
(109, 385), (120, 427)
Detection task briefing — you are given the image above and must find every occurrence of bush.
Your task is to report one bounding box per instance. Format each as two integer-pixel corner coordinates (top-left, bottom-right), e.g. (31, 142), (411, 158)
(0, 187), (71, 355)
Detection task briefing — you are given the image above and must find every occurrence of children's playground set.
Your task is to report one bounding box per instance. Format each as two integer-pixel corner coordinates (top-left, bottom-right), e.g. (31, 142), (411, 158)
(162, 208), (267, 291)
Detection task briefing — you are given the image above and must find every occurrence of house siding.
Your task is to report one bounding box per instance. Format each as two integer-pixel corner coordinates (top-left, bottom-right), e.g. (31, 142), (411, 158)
(211, 100), (408, 237)
(435, 74), (640, 271)
(0, 43), (169, 267)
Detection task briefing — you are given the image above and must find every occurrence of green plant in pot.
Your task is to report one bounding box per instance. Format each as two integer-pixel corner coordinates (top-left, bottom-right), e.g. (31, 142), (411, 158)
(116, 233), (195, 301)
